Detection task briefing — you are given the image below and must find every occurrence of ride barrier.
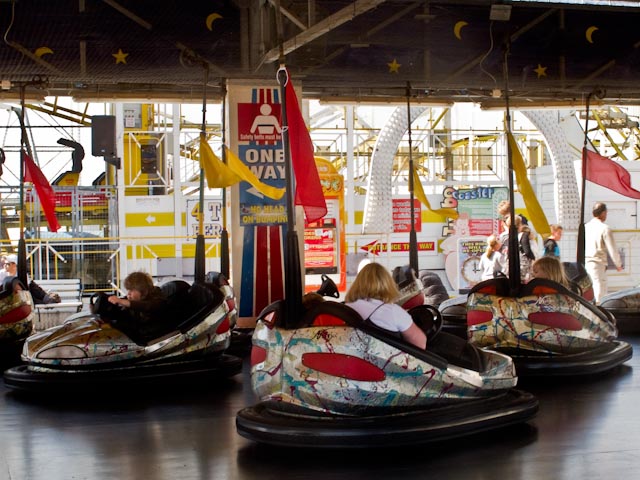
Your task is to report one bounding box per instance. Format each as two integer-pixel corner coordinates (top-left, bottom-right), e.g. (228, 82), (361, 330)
(34, 278), (83, 331)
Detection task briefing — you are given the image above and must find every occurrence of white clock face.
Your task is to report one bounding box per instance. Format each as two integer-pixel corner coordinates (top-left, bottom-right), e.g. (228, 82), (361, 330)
(461, 256), (482, 284)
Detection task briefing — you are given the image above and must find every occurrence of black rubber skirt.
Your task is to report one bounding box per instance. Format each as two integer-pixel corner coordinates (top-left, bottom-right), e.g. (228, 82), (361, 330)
(3, 353), (242, 393)
(236, 389), (538, 448)
(504, 340), (633, 377)
(606, 310), (640, 334)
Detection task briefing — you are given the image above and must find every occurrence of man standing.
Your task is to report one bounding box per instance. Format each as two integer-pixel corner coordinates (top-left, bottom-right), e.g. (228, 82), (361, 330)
(585, 202), (623, 303)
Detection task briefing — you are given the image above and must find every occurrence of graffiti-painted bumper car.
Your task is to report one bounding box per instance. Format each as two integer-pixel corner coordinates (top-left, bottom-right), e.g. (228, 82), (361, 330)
(438, 263), (595, 340)
(236, 300), (538, 448)
(3, 280), (242, 392)
(599, 287), (640, 334)
(0, 281), (34, 364)
(467, 278), (632, 377)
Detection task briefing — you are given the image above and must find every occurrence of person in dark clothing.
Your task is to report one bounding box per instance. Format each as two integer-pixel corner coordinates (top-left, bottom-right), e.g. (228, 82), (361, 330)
(107, 271), (167, 342)
(0, 254), (61, 304)
(516, 215), (536, 282)
(543, 224), (563, 258)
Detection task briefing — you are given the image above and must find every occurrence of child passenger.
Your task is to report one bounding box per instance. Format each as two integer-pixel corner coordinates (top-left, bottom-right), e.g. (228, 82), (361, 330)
(479, 234), (504, 281)
(107, 271), (167, 341)
(531, 256), (569, 288)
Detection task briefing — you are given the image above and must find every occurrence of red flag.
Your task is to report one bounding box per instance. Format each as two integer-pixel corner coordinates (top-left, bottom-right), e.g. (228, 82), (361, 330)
(284, 70), (327, 223)
(583, 148), (640, 199)
(23, 151), (61, 232)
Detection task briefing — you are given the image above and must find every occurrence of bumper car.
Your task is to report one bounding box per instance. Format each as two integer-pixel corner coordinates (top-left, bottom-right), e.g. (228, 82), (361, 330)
(599, 287), (640, 334)
(0, 279), (34, 365)
(438, 261), (596, 340)
(467, 277), (632, 376)
(236, 299), (538, 448)
(3, 279), (242, 392)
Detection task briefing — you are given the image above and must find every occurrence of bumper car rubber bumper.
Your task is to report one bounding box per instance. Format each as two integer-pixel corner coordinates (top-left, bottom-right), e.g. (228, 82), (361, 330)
(236, 389), (538, 448)
(500, 340), (633, 377)
(4, 353), (242, 392)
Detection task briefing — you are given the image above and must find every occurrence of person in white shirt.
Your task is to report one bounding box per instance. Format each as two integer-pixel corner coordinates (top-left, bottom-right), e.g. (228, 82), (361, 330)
(479, 234), (504, 281)
(0, 254), (17, 285)
(345, 262), (427, 349)
(585, 202), (623, 303)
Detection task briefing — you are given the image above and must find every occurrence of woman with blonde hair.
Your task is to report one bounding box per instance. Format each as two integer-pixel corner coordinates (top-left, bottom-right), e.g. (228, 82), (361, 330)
(345, 262), (426, 349)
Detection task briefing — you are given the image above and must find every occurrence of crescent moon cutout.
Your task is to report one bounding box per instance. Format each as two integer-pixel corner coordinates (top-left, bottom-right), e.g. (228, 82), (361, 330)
(454, 21), (468, 40)
(586, 26), (598, 44)
(34, 46), (53, 58)
(206, 12), (223, 31)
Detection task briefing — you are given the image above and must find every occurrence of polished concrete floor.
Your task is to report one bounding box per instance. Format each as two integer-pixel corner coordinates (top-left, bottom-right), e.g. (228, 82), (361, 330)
(0, 335), (639, 480)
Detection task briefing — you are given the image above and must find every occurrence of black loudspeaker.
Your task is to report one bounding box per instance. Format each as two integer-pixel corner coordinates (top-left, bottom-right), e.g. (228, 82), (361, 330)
(91, 115), (116, 157)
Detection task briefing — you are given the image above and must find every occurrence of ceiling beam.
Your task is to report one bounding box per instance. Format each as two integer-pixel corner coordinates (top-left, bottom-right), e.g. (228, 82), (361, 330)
(260, 0), (388, 65)
(101, 0), (153, 30)
(267, 0), (307, 30)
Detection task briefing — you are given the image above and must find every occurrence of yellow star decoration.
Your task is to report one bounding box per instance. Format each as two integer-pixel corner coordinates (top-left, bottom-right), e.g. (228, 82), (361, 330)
(534, 64), (547, 78)
(387, 58), (401, 74)
(112, 49), (129, 64)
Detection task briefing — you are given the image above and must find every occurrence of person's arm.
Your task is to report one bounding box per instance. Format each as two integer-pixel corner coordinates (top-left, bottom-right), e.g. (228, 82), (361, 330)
(603, 226), (623, 270)
(108, 295), (130, 308)
(401, 323), (427, 349)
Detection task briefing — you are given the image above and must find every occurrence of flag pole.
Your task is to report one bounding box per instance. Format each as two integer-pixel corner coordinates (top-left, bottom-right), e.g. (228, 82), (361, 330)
(220, 79), (230, 279)
(278, 66), (303, 328)
(502, 43), (520, 296)
(406, 82), (419, 274)
(16, 84), (31, 287)
(195, 65), (210, 284)
(577, 87), (605, 267)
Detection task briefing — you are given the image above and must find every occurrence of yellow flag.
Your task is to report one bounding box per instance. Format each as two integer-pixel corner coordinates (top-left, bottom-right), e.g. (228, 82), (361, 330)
(198, 134), (284, 200)
(224, 146), (285, 200)
(507, 132), (550, 238)
(413, 170), (459, 219)
(200, 134), (240, 188)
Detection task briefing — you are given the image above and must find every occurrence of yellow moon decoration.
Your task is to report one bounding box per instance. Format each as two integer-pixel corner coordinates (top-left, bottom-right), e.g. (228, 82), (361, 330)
(34, 46), (53, 58)
(454, 21), (468, 40)
(586, 26), (598, 44)
(206, 12), (223, 31)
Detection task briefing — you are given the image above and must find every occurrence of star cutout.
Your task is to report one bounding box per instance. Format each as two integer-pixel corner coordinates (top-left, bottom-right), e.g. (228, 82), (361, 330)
(113, 49), (129, 64)
(388, 58), (401, 74)
(534, 64), (547, 78)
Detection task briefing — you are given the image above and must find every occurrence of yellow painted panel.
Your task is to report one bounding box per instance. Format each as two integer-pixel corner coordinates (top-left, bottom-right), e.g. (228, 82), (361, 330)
(180, 243), (220, 258)
(126, 244), (176, 259)
(125, 212), (175, 227)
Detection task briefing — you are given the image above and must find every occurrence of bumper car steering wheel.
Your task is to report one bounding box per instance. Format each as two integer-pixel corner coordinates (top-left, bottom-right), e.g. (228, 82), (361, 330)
(408, 304), (443, 342)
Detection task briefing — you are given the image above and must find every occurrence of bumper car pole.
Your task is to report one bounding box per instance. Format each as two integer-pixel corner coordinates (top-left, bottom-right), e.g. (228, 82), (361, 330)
(278, 66), (303, 328)
(406, 82), (419, 274)
(220, 79), (230, 279)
